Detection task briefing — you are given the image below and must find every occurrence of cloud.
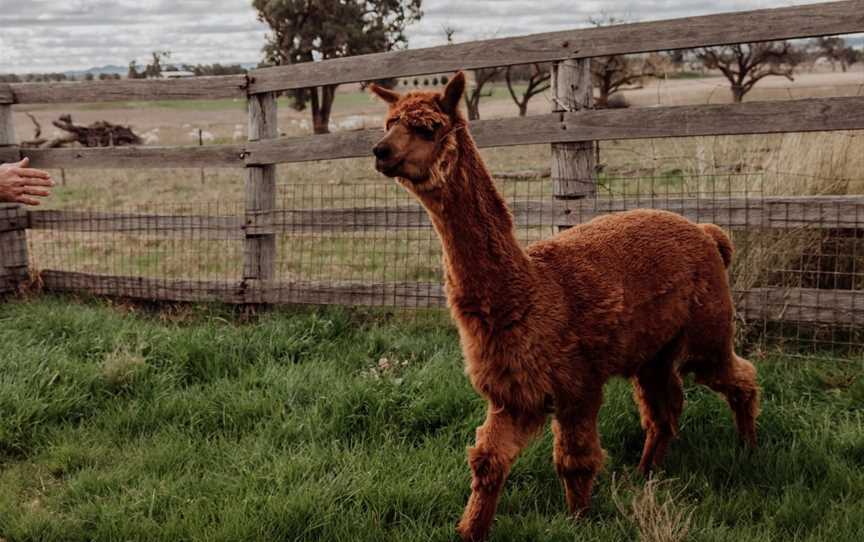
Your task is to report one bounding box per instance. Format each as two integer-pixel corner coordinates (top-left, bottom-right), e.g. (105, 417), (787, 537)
(407, 0), (837, 47)
(0, 0), (842, 74)
(0, 0), (269, 73)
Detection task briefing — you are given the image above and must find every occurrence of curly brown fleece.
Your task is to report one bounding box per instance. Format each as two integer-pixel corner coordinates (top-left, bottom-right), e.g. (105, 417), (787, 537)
(371, 72), (759, 542)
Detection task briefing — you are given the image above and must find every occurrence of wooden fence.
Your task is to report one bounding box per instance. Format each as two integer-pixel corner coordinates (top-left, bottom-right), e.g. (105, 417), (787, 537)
(2, 0), (864, 330)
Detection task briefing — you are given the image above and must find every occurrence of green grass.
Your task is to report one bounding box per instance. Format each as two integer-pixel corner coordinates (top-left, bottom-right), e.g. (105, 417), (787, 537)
(1, 295), (863, 542)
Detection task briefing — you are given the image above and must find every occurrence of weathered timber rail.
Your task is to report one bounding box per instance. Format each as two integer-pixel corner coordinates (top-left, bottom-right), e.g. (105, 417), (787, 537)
(7, 96), (864, 169)
(34, 270), (864, 327)
(23, 196), (864, 235)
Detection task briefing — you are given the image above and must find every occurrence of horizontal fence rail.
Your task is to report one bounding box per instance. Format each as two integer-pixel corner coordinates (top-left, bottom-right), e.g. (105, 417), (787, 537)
(0, 147), (18, 163)
(10, 96), (864, 169)
(738, 288), (864, 326)
(36, 270), (864, 326)
(244, 97), (864, 165)
(25, 196), (864, 236)
(38, 271), (446, 308)
(20, 145), (247, 169)
(27, 210), (244, 239)
(3, 1), (862, 103)
(4, 75), (247, 105)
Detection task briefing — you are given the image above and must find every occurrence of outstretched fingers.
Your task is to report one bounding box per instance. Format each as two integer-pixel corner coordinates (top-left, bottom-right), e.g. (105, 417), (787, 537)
(1, 180), (53, 205)
(15, 196), (43, 206)
(14, 166), (52, 180)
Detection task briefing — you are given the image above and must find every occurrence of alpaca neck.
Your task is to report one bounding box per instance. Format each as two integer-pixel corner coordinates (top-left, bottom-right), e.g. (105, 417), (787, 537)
(422, 132), (534, 325)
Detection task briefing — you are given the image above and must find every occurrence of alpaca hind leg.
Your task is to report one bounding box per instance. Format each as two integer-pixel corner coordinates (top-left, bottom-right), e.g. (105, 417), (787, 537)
(632, 337), (686, 474)
(633, 365), (684, 474)
(457, 407), (544, 542)
(694, 354), (759, 447)
(552, 386), (605, 515)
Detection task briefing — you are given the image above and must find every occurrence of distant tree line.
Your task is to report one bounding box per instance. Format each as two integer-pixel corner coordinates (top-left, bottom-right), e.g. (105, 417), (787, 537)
(461, 33), (862, 116)
(0, 72), (124, 82)
(126, 51), (249, 79)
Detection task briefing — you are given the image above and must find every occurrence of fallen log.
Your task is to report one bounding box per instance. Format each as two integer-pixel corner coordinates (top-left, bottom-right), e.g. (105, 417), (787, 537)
(21, 114), (141, 148)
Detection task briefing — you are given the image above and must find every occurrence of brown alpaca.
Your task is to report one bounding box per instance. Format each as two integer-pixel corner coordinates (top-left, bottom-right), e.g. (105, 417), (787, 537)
(370, 72), (759, 542)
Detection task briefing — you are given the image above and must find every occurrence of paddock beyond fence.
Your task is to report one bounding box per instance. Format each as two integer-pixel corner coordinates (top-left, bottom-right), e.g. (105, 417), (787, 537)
(2, 1), (864, 358)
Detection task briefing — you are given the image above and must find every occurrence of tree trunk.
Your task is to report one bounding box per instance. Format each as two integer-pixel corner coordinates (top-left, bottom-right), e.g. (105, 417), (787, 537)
(310, 84), (338, 134)
(731, 85), (745, 103)
(517, 102), (527, 117)
(465, 94), (481, 120)
(595, 91), (609, 108)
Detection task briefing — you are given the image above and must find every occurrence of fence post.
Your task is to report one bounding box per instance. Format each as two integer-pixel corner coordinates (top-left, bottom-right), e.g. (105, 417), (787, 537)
(550, 59), (596, 200)
(243, 91), (277, 298)
(0, 88), (29, 294)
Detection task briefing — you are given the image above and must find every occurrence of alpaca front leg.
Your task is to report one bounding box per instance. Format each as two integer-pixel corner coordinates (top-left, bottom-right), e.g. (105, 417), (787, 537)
(457, 407), (544, 542)
(552, 389), (605, 516)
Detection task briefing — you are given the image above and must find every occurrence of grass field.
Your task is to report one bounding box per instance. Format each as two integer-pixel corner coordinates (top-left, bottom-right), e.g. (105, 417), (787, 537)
(1, 295), (862, 542)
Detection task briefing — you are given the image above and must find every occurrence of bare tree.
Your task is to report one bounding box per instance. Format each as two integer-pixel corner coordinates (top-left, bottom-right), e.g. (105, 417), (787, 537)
(127, 60), (142, 80)
(696, 42), (803, 103)
(667, 50), (687, 71)
(504, 63), (550, 116)
(442, 24), (457, 45)
(464, 68), (502, 120)
(143, 51), (171, 79)
(812, 36), (861, 72)
(839, 47), (862, 72)
(587, 16), (656, 108)
(591, 55), (656, 108)
(442, 26), (501, 120)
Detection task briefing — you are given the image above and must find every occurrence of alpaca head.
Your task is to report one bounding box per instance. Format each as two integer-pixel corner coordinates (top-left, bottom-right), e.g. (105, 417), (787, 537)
(370, 71), (466, 192)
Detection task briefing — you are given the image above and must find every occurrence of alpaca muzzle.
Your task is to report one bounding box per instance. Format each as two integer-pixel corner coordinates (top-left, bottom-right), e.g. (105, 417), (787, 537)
(375, 157), (404, 177)
(372, 142), (404, 177)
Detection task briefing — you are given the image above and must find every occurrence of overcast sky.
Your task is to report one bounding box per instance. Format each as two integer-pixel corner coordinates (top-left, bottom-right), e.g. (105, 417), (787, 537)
(0, 0), (840, 74)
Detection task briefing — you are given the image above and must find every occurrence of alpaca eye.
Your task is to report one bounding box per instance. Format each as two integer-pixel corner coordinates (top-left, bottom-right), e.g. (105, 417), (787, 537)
(386, 119), (398, 130)
(415, 126), (436, 140)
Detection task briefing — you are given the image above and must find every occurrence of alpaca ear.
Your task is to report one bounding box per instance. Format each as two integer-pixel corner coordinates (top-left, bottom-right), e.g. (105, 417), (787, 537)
(369, 84), (401, 104)
(439, 71), (466, 116)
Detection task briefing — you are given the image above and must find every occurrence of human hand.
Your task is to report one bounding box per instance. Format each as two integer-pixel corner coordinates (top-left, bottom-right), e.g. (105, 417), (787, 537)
(0, 157), (53, 206)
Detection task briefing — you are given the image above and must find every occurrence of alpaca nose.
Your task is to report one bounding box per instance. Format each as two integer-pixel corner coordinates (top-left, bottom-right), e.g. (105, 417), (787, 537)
(373, 143), (392, 160)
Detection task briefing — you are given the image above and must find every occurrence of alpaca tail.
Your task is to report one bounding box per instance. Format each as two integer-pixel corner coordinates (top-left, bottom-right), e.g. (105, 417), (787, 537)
(700, 223), (733, 268)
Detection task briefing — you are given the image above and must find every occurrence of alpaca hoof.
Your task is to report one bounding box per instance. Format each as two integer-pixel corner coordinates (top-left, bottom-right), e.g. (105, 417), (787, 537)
(637, 458), (655, 477)
(568, 503), (590, 519)
(564, 489), (593, 518)
(456, 522), (488, 542)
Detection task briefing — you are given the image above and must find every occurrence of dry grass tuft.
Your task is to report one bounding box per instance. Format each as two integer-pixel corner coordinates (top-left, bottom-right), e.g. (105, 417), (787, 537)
(611, 474), (695, 542)
(101, 346), (148, 390)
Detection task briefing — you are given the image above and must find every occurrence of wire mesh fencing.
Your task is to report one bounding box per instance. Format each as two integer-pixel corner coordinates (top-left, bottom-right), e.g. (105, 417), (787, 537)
(16, 132), (864, 359)
(26, 200), (245, 302)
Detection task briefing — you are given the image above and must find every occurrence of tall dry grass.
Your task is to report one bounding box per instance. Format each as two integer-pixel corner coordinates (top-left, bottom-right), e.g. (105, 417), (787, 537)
(688, 132), (864, 294)
(611, 474), (695, 542)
